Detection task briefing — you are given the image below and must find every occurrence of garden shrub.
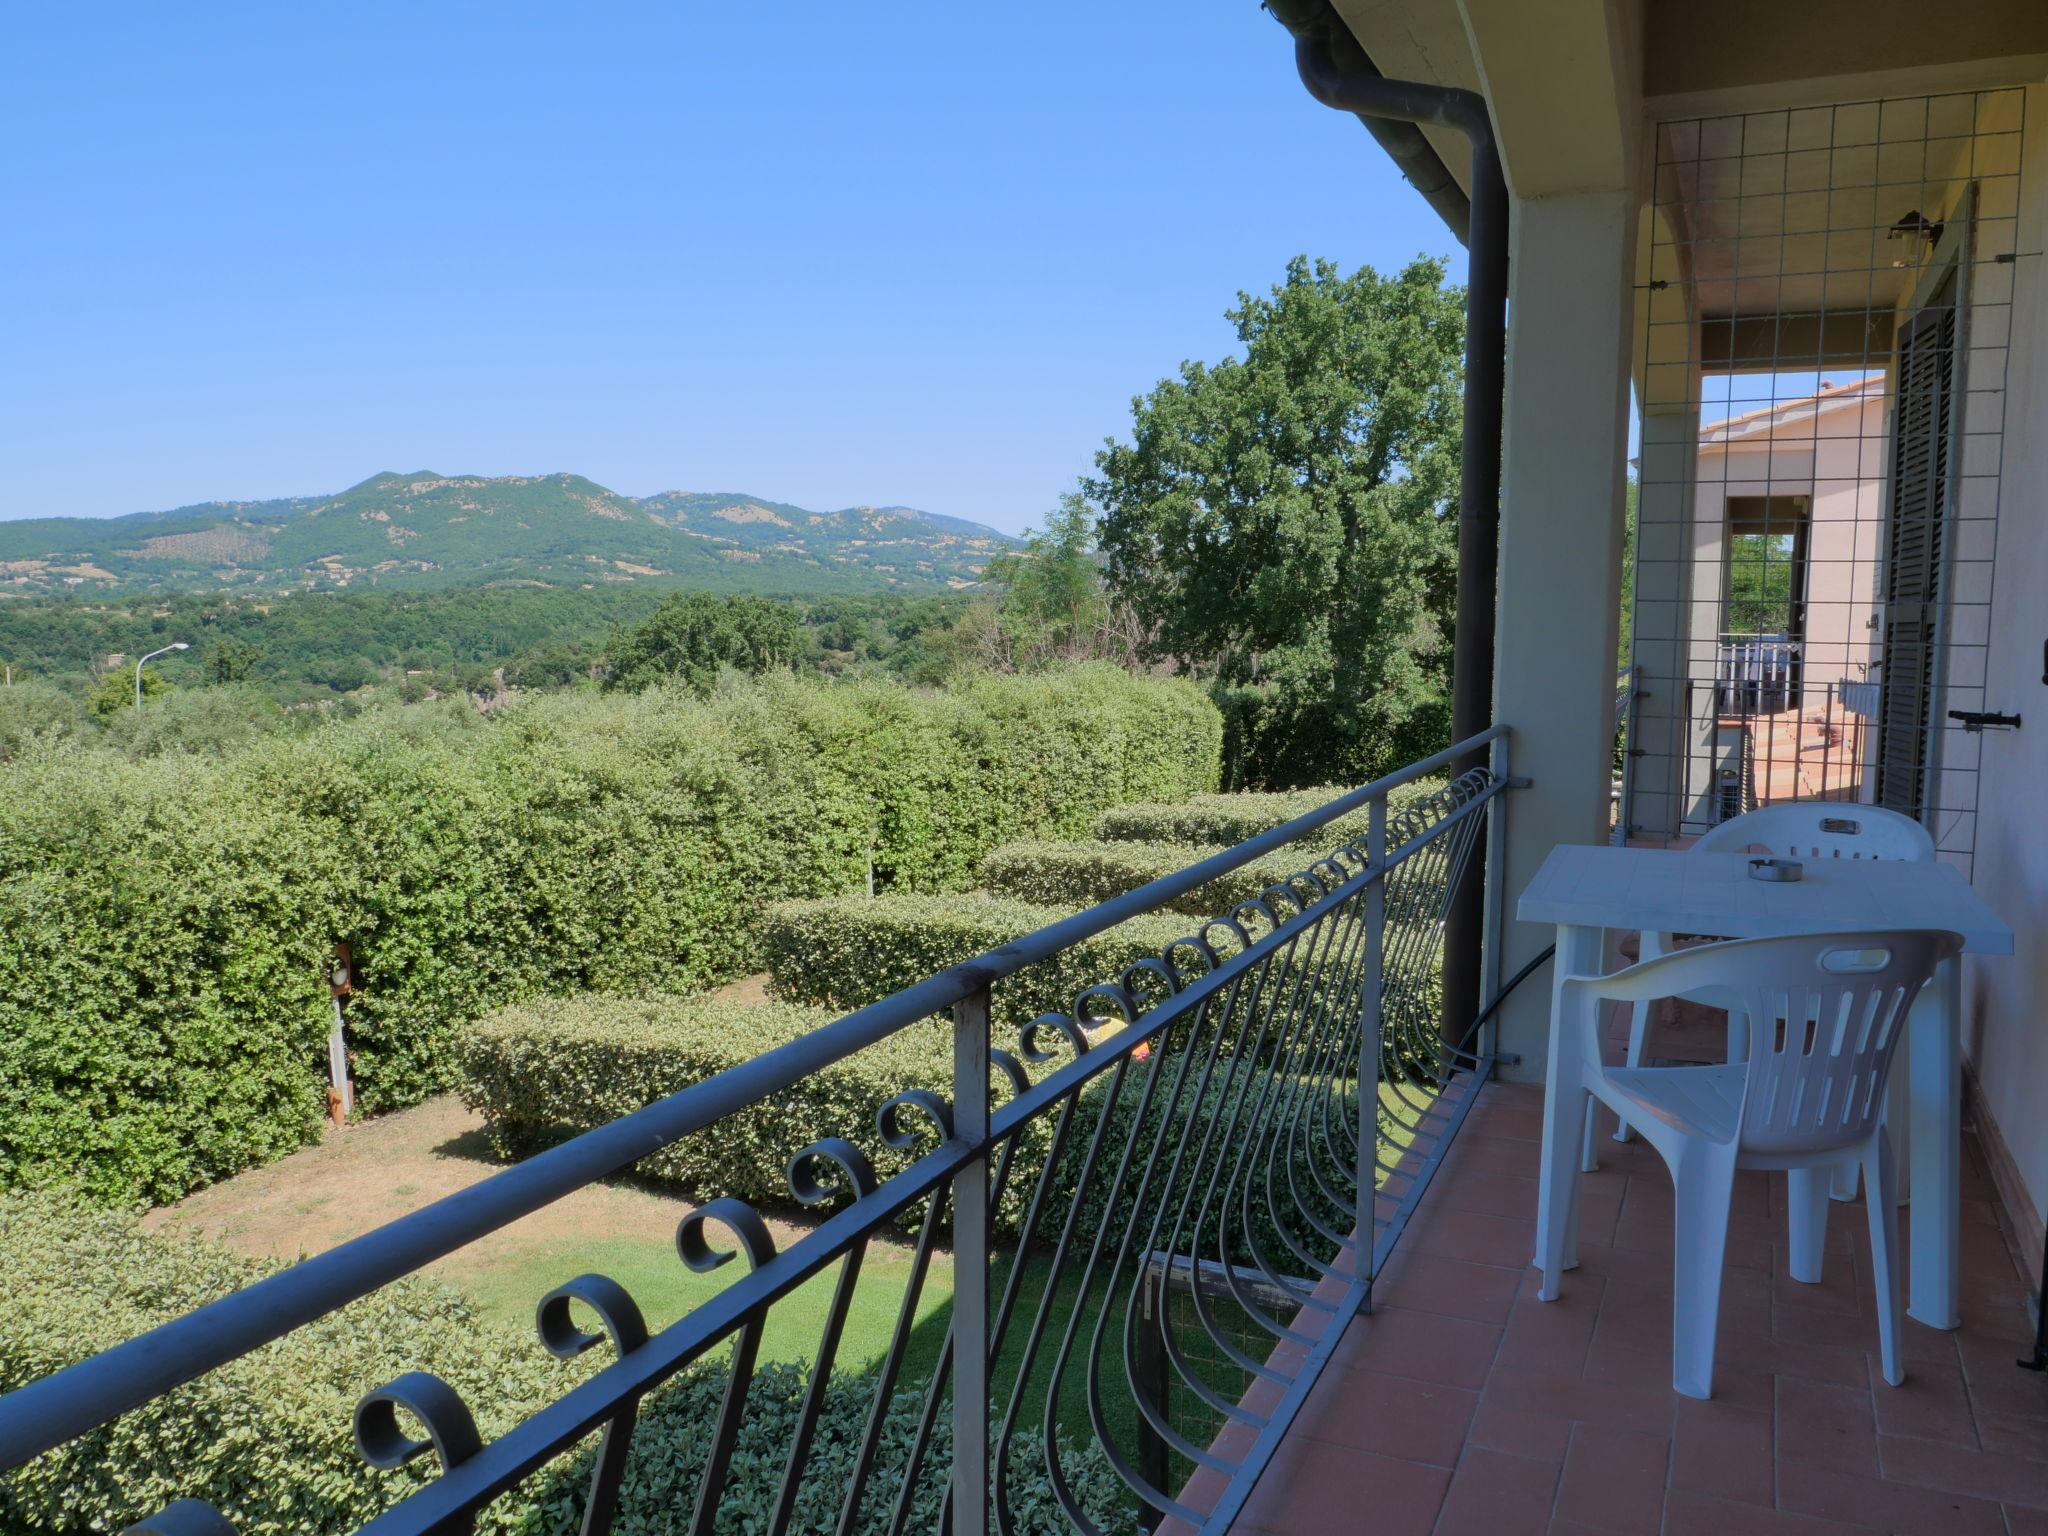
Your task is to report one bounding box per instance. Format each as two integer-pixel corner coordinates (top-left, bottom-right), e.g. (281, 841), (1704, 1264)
(0, 681), (84, 760)
(97, 682), (291, 758)
(937, 667), (1221, 859)
(517, 1355), (1139, 1536)
(0, 1189), (568, 1534)
(0, 666), (1219, 1204)
(978, 838), (1337, 917)
(761, 895), (1195, 1028)
(456, 993), (953, 1209)
(458, 991), (1169, 1243)
(0, 1190), (1136, 1534)
(0, 749), (341, 1204)
(1090, 777), (1442, 848)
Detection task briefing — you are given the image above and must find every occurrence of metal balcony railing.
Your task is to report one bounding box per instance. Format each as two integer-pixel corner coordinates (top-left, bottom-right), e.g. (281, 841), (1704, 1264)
(1611, 664), (1639, 845)
(1679, 672), (1875, 828)
(1714, 633), (1801, 714)
(0, 729), (1515, 1536)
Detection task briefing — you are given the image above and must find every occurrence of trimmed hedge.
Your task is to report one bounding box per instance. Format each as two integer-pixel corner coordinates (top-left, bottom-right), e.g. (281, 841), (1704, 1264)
(457, 990), (1076, 1238)
(1090, 777), (1442, 848)
(0, 1190), (1135, 1534)
(0, 750), (343, 1205)
(761, 894), (1196, 1027)
(457, 993), (952, 1207)
(454, 988), (1348, 1265)
(0, 1189), (568, 1533)
(978, 838), (1340, 917)
(0, 666), (1220, 1205)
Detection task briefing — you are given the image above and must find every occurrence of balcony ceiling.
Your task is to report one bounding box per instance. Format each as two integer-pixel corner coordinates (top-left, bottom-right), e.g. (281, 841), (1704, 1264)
(1644, 0), (2048, 107)
(1652, 102), (1977, 325)
(1328, 0), (2044, 220)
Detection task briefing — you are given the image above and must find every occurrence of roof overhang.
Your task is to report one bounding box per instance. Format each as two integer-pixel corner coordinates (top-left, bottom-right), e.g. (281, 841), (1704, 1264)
(1330, 0), (1637, 203)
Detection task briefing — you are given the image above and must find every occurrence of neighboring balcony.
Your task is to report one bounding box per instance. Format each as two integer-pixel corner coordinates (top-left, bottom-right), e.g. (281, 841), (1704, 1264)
(1661, 637), (1878, 831)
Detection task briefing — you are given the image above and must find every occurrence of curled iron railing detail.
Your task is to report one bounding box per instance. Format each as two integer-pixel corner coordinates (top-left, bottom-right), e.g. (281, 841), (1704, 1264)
(8, 731), (1513, 1536)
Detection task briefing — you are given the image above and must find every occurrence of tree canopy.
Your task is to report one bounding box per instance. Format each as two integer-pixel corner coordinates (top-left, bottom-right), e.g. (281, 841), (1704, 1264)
(1723, 529), (1797, 636)
(603, 592), (805, 695)
(88, 665), (170, 719)
(962, 493), (1139, 673)
(1087, 255), (1465, 785)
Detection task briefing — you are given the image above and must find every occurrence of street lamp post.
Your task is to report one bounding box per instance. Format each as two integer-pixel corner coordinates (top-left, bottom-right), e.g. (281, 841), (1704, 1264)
(135, 642), (190, 708)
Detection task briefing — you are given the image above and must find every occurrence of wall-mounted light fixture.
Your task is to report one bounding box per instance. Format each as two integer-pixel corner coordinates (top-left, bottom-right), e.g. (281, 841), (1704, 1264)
(1887, 210), (1944, 267)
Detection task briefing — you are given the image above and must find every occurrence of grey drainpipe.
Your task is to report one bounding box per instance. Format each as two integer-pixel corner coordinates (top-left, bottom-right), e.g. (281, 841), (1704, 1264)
(1273, 4), (1509, 1057)
(1271, 7), (1473, 245)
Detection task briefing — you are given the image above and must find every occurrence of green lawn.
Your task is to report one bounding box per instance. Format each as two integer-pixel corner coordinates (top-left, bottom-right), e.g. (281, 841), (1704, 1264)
(461, 1073), (1424, 1462)
(452, 1211), (1253, 1489)
(456, 1225), (956, 1372)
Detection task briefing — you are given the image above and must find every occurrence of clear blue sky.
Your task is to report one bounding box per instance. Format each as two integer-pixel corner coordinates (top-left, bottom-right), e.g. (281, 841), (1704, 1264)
(0, 3), (1461, 535)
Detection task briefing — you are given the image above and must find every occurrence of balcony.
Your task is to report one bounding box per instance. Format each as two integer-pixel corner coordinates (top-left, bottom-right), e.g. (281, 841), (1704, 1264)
(1714, 634), (1802, 718)
(4, 724), (2040, 1534)
(1206, 1081), (2043, 1535)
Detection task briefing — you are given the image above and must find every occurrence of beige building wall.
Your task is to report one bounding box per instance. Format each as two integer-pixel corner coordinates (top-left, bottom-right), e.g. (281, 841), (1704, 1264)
(1952, 82), (2048, 1285)
(1803, 394), (1886, 687)
(1688, 387), (1886, 693)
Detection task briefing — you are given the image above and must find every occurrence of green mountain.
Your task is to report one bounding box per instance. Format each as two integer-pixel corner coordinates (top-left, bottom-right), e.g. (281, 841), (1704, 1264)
(0, 473), (1018, 598)
(638, 491), (1016, 585)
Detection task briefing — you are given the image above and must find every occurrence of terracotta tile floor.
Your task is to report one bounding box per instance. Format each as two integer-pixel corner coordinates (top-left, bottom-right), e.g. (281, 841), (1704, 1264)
(1223, 1074), (2048, 1534)
(1724, 701), (1870, 808)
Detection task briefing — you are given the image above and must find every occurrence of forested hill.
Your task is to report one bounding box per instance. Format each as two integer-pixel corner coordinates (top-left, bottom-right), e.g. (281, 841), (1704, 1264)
(637, 491), (1015, 578)
(0, 583), (972, 698)
(0, 472), (1017, 596)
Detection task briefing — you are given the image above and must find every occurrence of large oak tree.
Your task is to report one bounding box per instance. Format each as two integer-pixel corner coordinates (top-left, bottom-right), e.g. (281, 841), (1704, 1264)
(1087, 255), (1465, 786)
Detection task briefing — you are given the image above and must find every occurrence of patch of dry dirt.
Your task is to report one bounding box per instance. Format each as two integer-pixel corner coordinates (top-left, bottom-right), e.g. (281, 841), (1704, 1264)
(141, 1094), (937, 1343)
(141, 1097), (728, 1303)
(708, 971), (774, 1005)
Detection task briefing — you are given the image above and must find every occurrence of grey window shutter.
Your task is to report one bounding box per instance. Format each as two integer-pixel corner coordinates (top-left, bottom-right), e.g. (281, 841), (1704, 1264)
(1875, 299), (1956, 818)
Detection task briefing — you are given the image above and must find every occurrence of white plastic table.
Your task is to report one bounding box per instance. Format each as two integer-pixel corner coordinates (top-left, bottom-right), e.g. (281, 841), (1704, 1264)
(1518, 843), (2013, 1331)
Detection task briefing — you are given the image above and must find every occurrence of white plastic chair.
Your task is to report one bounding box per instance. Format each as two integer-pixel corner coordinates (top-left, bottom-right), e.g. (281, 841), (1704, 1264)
(1541, 927), (1961, 1399)
(1597, 803), (1936, 1161)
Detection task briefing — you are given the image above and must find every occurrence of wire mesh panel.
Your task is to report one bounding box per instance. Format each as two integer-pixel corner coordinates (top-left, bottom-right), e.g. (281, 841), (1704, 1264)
(1627, 88), (2028, 870)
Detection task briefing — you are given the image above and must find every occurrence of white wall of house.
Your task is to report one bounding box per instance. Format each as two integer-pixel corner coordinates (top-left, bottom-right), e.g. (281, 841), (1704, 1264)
(1956, 82), (2048, 1282)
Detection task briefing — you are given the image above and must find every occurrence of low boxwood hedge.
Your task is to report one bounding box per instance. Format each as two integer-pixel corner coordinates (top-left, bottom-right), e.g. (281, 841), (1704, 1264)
(456, 988), (1107, 1241)
(761, 894), (1198, 1028)
(0, 1189), (567, 1534)
(457, 993), (953, 1209)
(0, 1190), (1138, 1535)
(978, 838), (1349, 917)
(1089, 778), (1443, 849)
